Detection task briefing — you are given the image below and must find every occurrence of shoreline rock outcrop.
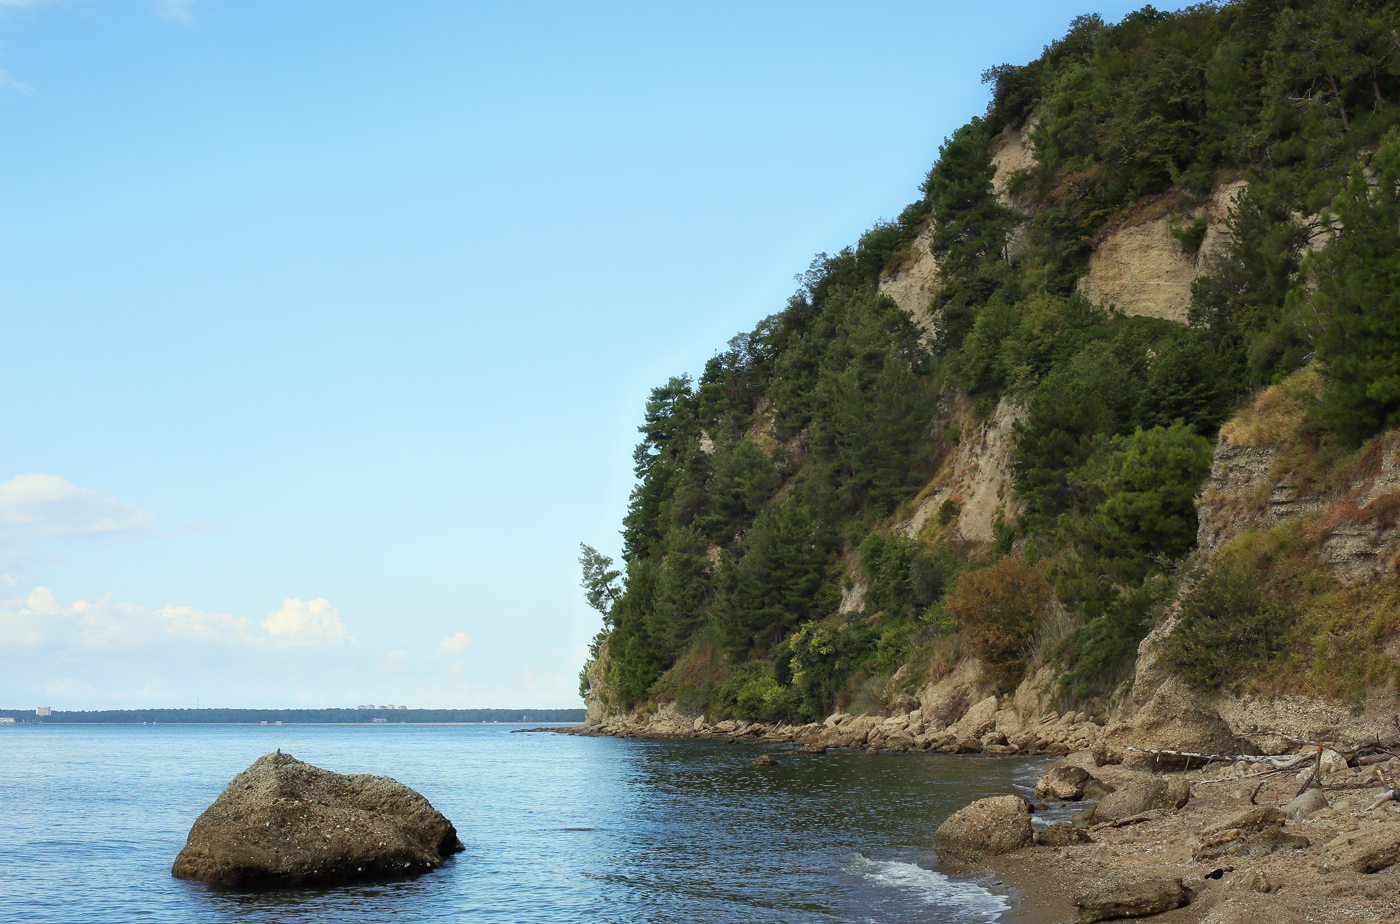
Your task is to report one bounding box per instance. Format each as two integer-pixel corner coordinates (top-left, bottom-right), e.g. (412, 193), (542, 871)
(172, 751), (463, 887)
(932, 794), (1034, 863)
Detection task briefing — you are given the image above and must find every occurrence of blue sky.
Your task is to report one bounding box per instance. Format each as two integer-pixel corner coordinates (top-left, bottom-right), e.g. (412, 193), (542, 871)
(0, 0), (1153, 709)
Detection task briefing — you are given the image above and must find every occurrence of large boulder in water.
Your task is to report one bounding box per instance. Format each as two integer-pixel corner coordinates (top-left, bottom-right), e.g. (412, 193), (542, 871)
(933, 795), (1034, 863)
(172, 750), (463, 886)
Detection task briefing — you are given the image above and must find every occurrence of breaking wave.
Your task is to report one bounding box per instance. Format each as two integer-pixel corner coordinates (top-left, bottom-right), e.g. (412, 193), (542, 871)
(844, 852), (1009, 922)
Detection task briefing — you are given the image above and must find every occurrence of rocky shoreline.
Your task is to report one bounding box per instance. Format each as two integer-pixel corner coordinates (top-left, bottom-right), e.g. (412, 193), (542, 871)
(985, 746), (1400, 924)
(558, 697), (1103, 756)
(560, 699), (1400, 923)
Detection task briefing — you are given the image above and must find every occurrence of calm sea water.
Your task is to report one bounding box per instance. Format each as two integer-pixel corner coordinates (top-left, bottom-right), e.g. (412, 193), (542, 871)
(0, 724), (1049, 924)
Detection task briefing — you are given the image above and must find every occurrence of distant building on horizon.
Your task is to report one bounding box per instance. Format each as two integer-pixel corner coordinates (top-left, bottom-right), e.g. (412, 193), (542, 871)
(35, 706), (51, 717)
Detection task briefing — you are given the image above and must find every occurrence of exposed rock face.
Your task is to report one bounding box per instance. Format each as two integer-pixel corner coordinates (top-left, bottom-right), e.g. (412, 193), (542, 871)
(1189, 806), (1308, 861)
(1197, 384), (1400, 582)
(1095, 777), (1191, 823)
(954, 398), (1024, 543)
(583, 641), (615, 725)
(1194, 441), (1291, 562)
(1036, 766), (1093, 801)
(172, 751), (463, 886)
(956, 695), (1000, 744)
(1102, 682), (1257, 770)
(877, 221), (939, 340)
(1282, 787), (1328, 820)
(933, 795), (1034, 863)
(990, 120), (1036, 207)
(1318, 822), (1400, 873)
(1073, 876), (1188, 923)
(903, 396), (1025, 545)
(991, 118), (1036, 259)
(1077, 178), (1245, 324)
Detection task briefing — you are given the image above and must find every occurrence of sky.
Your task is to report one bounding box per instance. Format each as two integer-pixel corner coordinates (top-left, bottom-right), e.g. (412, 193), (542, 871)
(0, 0), (1156, 710)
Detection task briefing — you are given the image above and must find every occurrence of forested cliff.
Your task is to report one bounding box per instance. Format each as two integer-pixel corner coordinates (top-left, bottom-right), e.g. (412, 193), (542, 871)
(580, 0), (1400, 728)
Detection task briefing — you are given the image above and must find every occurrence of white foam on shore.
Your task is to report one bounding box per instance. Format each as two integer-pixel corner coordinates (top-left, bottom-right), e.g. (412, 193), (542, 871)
(844, 852), (1008, 921)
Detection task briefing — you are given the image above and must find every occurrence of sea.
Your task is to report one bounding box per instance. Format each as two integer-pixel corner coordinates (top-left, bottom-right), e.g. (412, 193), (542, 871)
(0, 723), (1053, 924)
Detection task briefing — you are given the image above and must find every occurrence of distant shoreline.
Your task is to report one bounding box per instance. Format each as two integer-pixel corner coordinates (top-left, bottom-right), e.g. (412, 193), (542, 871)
(0, 721), (585, 726)
(0, 707), (585, 725)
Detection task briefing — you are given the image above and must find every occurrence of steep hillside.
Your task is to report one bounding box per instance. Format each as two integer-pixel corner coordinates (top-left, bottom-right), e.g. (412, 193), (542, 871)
(579, 0), (1400, 735)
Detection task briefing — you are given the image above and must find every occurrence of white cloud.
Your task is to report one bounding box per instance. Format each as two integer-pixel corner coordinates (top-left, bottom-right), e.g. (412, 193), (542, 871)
(0, 473), (157, 538)
(437, 631), (472, 655)
(155, 0), (195, 22)
(3, 588), (349, 653)
(0, 584), (585, 710)
(156, 603), (252, 643)
(261, 597), (352, 646)
(26, 585), (59, 615)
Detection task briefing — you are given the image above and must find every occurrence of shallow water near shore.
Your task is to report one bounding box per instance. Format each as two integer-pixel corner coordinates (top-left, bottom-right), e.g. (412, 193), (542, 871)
(0, 724), (1048, 923)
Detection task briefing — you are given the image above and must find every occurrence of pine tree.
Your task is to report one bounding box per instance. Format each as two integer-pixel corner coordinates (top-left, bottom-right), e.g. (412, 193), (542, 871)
(1309, 130), (1400, 443)
(646, 525), (713, 662)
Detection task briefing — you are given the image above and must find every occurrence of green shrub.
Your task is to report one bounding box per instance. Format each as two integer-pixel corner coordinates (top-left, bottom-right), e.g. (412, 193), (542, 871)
(784, 617), (872, 721)
(943, 556), (1052, 687)
(1058, 576), (1167, 701)
(716, 661), (797, 724)
(1170, 216), (1209, 255)
(1163, 557), (1294, 690)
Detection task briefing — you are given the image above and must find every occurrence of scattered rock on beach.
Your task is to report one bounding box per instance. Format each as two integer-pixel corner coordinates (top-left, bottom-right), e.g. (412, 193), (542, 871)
(1073, 875), (1187, 923)
(1223, 868), (1272, 893)
(1317, 822), (1400, 873)
(1190, 806), (1309, 860)
(1282, 786), (1328, 820)
(1095, 777), (1190, 823)
(1035, 766), (1092, 800)
(1081, 777), (1116, 801)
(171, 750), (463, 887)
(1035, 821), (1092, 847)
(933, 795), (1034, 863)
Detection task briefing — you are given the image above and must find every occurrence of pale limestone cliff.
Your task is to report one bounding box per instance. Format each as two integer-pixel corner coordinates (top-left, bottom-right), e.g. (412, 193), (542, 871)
(990, 119), (1036, 208)
(1078, 178), (1246, 324)
(991, 119), (1036, 259)
(837, 579), (868, 615)
(876, 220), (939, 339)
(877, 118), (1037, 333)
(905, 395), (1024, 543)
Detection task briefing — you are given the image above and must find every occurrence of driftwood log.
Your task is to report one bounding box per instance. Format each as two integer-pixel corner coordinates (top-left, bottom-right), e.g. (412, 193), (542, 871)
(1126, 715), (1400, 795)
